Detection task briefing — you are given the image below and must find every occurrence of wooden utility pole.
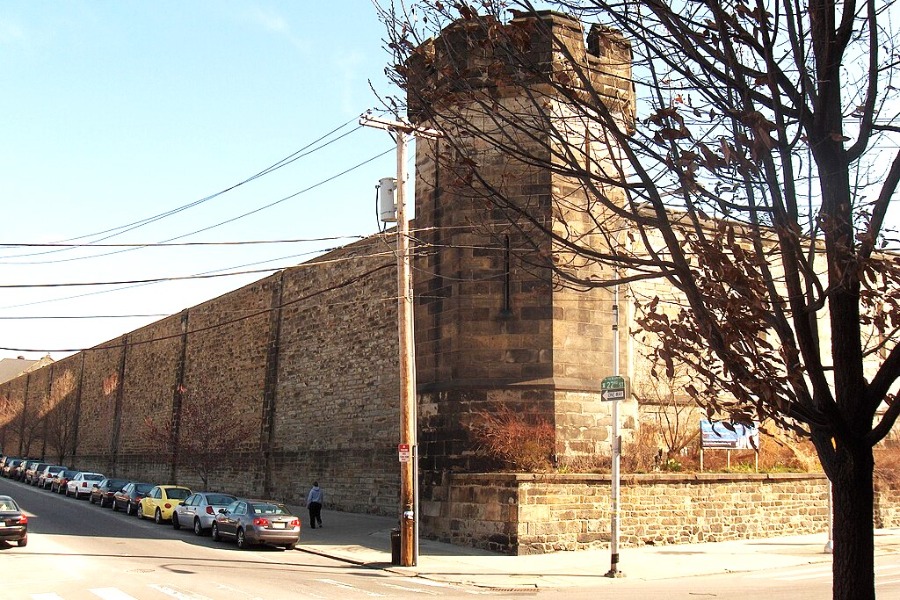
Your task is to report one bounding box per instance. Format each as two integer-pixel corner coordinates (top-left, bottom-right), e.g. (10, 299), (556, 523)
(360, 112), (440, 567)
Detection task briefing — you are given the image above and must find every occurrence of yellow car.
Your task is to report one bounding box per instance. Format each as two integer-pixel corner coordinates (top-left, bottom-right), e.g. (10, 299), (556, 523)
(137, 485), (192, 524)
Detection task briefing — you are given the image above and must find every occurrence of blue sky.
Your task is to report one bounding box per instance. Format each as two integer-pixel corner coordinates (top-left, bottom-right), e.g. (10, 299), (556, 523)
(1, 2), (401, 358)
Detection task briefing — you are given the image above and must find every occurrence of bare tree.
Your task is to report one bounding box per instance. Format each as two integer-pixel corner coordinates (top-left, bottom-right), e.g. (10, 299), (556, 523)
(376, 2), (900, 598)
(143, 384), (255, 490)
(634, 362), (701, 460)
(44, 392), (78, 465)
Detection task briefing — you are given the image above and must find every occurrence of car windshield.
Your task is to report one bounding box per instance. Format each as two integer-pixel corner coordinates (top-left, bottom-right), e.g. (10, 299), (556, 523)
(85, 474), (104, 481)
(0, 499), (19, 511)
(251, 503), (289, 515)
(135, 484), (154, 494)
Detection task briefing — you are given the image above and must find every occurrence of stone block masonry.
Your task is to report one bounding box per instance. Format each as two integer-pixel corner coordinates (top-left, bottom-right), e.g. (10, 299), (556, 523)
(424, 472), (900, 555)
(0, 234), (402, 514)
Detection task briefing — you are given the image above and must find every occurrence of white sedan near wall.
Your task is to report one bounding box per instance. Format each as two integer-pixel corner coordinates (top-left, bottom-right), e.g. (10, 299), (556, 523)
(66, 472), (105, 499)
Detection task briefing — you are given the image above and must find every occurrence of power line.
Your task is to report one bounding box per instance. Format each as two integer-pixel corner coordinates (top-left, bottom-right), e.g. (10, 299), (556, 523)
(2, 117), (366, 262)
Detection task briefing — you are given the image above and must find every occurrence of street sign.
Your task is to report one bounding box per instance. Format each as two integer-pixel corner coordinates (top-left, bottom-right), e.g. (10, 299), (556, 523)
(601, 389), (625, 401)
(602, 375), (625, 390)
(398, 443), (411, 463)
(601, 375), (626, 401)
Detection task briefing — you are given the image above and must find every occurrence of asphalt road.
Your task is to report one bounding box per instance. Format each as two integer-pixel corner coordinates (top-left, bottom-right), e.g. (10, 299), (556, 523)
(0, 476), (490, 599)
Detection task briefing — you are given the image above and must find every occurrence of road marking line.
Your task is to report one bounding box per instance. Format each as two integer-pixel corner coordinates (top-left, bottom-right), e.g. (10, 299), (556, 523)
(745, 565), (832, 579)
(396, 578), (453, 588)
(148, 584), (213, 600)
(316, 578), (385, 597)
(378, 582), (441, 595)
(89, 589), (139, 600)
(31, 595), (65, 600)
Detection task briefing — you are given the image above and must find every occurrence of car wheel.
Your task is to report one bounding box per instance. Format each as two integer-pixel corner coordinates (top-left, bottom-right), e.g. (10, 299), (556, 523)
(211, 522), (221, 542)
(17, 537), (27, 548)
(100, 497), (107, 508)
(236, 528), (247, 550)
(137, 504), (144, 520)
(155, 509), (163, 524)
(284, 543), (296, 551)
(89, 494), (95, 504)
(172, 514), (181, 530)
(112, 500), (119, 512)
(127, 502), (135, 516)
(193, 518), (203, 536)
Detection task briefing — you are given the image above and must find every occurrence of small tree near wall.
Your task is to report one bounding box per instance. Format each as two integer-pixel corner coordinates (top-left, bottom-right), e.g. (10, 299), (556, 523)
(143, 384), (255, 490)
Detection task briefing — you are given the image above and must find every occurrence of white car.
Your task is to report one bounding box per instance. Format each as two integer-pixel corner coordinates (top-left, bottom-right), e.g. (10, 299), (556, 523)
(66, 472), (105, 499)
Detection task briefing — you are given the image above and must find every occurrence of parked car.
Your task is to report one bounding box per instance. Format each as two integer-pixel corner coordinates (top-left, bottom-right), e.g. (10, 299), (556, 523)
(137, 485), (192, 524)
(50, 468), (80, 493)
(1, 458), (23, 478)
(37, 465), (67, 489)
(0, 495), (28, 547)
(10, 458), (31, 481)
(211, 499), (301, 550)
(172, 492), (237, 535)
(89, 477), (131, 508)
(23, 462), (50, 486)
(66, 472), (105, 499)
(112, 482), (155, 516)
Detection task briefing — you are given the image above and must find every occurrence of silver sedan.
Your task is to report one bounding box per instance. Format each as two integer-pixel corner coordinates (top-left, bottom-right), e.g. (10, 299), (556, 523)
(172, 491), (237, 535)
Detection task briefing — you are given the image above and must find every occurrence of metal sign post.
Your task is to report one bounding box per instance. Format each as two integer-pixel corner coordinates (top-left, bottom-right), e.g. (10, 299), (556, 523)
(604, 283), (625, 578)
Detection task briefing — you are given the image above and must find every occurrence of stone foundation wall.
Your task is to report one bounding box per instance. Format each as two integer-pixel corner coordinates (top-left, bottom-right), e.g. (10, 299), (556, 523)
(423, 472), (900, 555)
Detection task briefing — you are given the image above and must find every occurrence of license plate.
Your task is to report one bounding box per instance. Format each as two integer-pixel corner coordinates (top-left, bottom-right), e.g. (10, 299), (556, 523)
(271, 522), (285, 529)
(0, 522), (6, 528)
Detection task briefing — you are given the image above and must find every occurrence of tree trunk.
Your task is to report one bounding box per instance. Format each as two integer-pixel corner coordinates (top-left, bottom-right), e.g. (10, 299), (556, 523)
(831, 442), (875, 600)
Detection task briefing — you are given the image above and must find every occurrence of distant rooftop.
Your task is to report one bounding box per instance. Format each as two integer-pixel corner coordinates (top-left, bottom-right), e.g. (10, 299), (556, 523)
(0, 355), (54, 385)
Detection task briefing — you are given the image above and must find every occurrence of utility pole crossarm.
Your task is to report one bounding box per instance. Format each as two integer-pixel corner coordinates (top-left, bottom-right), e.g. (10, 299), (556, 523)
(359, 112), (443, 139)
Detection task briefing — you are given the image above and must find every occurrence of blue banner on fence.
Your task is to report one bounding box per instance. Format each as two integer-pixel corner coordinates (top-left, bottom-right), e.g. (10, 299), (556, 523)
(700, 420), (759, 449)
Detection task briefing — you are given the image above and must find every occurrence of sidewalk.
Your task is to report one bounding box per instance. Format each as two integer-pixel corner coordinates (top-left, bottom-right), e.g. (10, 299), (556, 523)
(293, 510), (900, 589)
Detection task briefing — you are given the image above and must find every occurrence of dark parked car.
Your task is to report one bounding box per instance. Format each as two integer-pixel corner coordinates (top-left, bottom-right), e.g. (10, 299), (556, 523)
(23, 462), (50, 486)
(0, 495), (28, 547)
(50, 469), (80, 493)
(112, 482), (154, 516)
(211, 499), (301, 550)
(172, 492), (237, 535)
(89, 477), (131, 508)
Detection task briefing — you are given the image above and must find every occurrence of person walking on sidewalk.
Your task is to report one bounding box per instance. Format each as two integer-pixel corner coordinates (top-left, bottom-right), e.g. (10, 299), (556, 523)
(306, 482), (324, 529)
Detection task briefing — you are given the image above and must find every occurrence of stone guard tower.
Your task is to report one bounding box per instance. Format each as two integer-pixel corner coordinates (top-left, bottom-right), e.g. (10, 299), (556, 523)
(408, 12), (637, 489)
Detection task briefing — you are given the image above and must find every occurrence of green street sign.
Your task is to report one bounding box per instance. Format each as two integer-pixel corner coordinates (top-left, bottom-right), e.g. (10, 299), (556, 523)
(601, 376), (625, 390)
(601, 375), (626, 401)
